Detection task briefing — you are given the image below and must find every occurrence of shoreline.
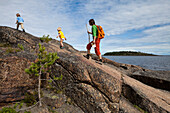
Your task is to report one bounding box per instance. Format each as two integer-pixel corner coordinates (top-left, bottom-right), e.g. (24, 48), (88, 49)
(103, 51), (157, 56)
(103, 55), (158, 56)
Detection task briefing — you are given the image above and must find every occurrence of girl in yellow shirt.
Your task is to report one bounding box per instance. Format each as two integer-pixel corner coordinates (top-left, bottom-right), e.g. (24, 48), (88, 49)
(56, 27), (67, 49)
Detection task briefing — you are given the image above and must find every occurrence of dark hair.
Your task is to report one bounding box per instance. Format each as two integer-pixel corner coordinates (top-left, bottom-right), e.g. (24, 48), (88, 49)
(89, 19), (95, 25)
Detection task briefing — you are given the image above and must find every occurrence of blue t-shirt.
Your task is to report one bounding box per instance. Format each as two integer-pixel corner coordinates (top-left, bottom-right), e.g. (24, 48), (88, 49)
(17, 17), (24, 23)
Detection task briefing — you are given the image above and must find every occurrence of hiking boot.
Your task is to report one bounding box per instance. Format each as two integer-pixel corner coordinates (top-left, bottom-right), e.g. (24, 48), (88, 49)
(60, 46), (64, 49)
(23, 29), (25, 32)
(99, 59), (103, 62)
(96, 59), (103, 62)
(84, 54), (90, 59)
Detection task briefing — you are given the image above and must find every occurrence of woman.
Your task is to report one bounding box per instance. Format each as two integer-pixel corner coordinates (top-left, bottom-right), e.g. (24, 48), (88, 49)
(86, 19), (102, 62)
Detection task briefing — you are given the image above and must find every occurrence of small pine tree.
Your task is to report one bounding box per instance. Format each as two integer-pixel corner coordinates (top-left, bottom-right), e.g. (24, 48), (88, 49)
(40, 35), (52, 43)
(25, 43), (59, 106)
(18, 44), (24, 50)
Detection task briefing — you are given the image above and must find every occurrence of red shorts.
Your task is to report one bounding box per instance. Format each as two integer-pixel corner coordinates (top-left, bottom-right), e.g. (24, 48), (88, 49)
(86, 38), (101, 56)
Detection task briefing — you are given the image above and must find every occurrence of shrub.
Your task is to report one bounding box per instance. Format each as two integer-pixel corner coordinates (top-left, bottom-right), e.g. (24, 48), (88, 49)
(40, 35), (52, 43)
(23, 92), (38, 107)
(18, 44), (24, 50)
(0, 107), (18, 113)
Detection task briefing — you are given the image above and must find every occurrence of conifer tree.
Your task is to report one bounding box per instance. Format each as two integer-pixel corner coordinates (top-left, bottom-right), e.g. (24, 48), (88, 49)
(25, 43), (59, 106)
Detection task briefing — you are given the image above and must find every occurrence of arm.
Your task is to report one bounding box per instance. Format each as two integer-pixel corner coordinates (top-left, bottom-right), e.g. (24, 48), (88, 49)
(87, 31), (92, 34)
(86, 24), (92, 34)
(16, 20), (18, 24)
(16, 17), (19, 24)
(56, 33), (61, 38)
(58, 33), (61, 38)
(92, 25), (97, 43)
(93, 36), (96, 44)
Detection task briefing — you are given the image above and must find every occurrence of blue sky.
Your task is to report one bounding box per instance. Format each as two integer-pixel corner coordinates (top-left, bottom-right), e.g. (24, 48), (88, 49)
(0, 0), (170, 55)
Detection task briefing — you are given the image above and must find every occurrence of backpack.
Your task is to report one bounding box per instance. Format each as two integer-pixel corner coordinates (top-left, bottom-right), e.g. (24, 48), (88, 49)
(96, 25), (105, 39)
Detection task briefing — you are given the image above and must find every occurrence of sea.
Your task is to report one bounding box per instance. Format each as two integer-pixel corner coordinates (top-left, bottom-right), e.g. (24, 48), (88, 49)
(103, 56), (170, 71)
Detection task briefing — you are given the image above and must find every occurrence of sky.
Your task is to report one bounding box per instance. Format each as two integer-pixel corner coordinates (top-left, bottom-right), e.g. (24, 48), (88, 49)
(0, 0), (170, 55)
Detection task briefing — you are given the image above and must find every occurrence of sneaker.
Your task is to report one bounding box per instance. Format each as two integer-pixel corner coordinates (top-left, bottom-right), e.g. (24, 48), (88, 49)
(84, 54), (90, 59)
(99, 59), (102, 62)
(96, 59), (102, 62)
(60, 46), (64, 49)
(23, 29), (25, 32)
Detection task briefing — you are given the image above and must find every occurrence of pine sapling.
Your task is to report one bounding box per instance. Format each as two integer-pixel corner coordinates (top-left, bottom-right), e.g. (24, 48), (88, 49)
(25, 43), (59, 106)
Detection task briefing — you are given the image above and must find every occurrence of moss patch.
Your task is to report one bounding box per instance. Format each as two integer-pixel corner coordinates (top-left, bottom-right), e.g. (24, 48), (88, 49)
(134, 105), (148, 113)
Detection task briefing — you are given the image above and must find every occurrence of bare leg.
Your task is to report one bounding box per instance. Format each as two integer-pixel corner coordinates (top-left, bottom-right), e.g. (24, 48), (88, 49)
(85, 42), (92, 59)
(21, 23), (25, 32)
(98, 54), (102, 59)
(60, 39), (63, 47)
(87, 49), (90, 55)
(21, 23), (24, 29)
(84, 49), (91, 59)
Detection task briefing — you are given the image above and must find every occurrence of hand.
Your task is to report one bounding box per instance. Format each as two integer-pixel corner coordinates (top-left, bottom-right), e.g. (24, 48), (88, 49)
(93, 40), (95, 44)
(65, 38), (67, 40)
(56, 36), (58, 38)
(87, 31), (91, 34)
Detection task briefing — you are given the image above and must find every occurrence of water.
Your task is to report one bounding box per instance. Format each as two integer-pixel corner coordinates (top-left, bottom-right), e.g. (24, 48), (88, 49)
(103, 56), (170, 71)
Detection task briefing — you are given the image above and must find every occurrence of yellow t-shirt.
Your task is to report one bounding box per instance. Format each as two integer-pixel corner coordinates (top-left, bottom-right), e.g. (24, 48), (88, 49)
(58, 31), (65, 39)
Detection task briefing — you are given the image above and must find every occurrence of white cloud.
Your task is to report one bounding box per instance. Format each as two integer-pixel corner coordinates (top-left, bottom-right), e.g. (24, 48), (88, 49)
(0, 0), (170, 55)
(106, 25), (170, 44)
(82, 0), (170, 35)
(101, 25), (170, 55)
(143, 25), (170, 42)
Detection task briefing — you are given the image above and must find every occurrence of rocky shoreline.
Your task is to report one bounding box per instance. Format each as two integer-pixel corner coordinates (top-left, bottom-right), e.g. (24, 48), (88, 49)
(0, 26), (170, 113)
